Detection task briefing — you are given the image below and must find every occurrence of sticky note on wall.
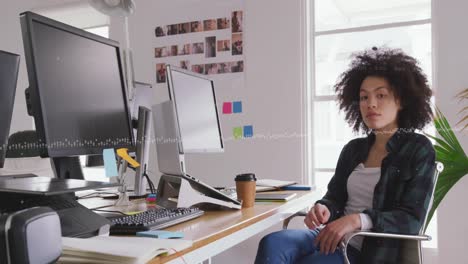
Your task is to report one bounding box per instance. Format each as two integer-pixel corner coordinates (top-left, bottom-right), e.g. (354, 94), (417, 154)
(233, 101), (242, 113)
(223, 102), (232, 114)
(103, 149), (118, 177)
(233, 127), (243, 139)
(243, 125), (253, 138)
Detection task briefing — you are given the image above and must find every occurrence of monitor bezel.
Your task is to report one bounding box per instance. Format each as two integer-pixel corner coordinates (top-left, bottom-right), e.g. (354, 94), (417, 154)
(166, 65), (224, 153)
(20, 11), (134, 157)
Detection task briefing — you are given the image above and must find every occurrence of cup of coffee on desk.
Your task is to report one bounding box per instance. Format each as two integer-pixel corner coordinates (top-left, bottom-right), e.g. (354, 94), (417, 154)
(235, 173), (257, 208)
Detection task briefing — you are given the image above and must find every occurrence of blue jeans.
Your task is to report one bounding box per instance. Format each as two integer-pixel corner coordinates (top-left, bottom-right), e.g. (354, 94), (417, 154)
(255, 229), (360, 264)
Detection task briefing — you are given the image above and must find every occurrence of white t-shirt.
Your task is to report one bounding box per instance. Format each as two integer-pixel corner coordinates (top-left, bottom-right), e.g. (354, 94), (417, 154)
(344, 163), (381, 250)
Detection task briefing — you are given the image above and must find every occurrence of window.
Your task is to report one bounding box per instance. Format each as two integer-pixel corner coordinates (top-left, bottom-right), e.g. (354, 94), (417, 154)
(307, 0), (435, 248)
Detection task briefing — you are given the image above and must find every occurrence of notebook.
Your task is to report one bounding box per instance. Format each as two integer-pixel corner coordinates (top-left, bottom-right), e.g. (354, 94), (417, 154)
(58, 236), (193, 264)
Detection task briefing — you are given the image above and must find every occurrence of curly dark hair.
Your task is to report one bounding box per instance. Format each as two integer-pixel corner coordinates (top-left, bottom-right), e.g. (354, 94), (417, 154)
(335, 47), (433, 133)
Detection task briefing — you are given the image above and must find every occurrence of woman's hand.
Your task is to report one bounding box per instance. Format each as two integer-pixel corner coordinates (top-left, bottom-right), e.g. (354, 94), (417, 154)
(304, 203), (330, 229)
(314, 214), (361, 255)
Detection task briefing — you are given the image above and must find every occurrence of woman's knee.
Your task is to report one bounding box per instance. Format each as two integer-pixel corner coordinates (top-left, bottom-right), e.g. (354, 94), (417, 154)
(259, 230), (284, 250)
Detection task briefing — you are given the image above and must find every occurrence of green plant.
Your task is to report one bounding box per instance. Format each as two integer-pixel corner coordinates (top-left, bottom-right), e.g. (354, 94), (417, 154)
(425, 102), (468, 229)
(455, 88), (468, 131)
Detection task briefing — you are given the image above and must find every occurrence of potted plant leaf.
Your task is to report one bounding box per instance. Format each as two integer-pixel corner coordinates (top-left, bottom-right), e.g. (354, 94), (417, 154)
(425, 88), (468, 228)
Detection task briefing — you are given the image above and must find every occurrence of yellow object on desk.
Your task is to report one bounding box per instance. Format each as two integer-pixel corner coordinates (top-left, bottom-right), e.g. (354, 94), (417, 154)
(116, 148), (140, 168)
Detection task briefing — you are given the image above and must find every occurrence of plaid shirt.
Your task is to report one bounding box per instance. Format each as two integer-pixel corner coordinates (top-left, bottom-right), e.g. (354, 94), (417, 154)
(317, 131), (435, 264)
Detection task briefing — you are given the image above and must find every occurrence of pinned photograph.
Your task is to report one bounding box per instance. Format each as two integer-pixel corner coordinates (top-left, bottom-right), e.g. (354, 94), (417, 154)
(217, 18), (230, 30)
(205, 63), (219, 75)
(167, 24), (178, 35)
(203, 19), (217, 31)
(156, 63), (166, 83)
(217, 40), (230, 52)
(155, 26), (165, 37)
(178, 44), (191, 56)
(231, 60), (244, 73)
(180, 60), (190, 70)
(232, 11), (243, 33)
(218, 62), (231, 74)
(191, 64), (205, 74)
(232, 33), (243, 55)
(190, 21), (203, 32)
(192, 42), (204, 54)
(178, 22), (190, 34)
(205, 36), (216, 58)
(170, 45), (178, 56)
(154, 47), (167, 58)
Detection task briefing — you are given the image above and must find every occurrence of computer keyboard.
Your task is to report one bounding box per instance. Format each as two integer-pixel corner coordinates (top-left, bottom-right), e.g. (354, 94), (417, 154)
(109, 207), (204, 235)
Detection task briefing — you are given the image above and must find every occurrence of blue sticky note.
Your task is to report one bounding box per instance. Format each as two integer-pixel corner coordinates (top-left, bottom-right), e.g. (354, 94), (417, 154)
(136, 230), (184, 239)
(243, 125), (253, 138)
(103, 148), (118, 177)
(233, 101), (242, 113)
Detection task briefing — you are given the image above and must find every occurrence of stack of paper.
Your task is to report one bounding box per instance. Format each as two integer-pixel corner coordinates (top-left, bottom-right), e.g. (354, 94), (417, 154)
(256, 179), (296, 192)
(58, 236), (193, 264)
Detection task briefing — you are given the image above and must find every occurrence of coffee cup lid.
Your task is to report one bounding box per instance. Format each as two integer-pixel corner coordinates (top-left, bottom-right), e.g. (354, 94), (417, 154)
(235, 173), (256, 181)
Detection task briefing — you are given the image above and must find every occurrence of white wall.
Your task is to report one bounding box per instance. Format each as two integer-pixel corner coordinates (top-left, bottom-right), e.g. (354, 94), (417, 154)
(124, 0), (307, 189)
(433, 0), (468, 263)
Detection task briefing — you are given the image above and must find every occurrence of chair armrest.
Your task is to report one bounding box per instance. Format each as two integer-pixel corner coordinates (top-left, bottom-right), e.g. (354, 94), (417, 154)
(340, 231), (431, 264)
(283, 210), (307, 229)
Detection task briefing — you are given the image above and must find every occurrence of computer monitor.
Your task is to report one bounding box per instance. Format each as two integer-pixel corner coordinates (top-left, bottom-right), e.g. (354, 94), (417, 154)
(166, 65), (224, 153)
(20, 12), (134, 178)
(152, 65), (240, 208)
(0, 51), (20, 169)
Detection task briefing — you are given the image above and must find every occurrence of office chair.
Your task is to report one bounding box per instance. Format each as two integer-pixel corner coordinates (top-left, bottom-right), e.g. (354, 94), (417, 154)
(282, 161), (444, 264)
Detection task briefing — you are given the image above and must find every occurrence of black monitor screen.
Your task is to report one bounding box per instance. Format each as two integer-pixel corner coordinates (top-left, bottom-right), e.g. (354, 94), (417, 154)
(0, 51), (20, 168)
(21, 12), (133, 157)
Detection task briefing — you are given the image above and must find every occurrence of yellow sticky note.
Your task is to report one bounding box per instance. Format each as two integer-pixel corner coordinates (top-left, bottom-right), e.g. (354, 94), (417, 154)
(116, 148), (140, 168)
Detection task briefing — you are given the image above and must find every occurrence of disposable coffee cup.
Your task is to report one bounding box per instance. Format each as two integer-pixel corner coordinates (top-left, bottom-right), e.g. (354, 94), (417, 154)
(235, 173), (257, 208)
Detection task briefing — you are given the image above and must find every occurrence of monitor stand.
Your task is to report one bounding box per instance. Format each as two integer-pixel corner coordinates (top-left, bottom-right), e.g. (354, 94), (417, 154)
(51, 156), (84, 180)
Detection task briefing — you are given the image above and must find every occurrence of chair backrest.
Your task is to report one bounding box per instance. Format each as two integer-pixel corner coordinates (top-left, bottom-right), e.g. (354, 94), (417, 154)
(419, 161), (444, 234)
(398, 161), (444, 264)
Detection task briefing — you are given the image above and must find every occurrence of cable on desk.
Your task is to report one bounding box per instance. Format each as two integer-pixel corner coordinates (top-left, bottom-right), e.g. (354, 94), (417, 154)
(127, 164), (156, 194)
(143, 165), (156, 194)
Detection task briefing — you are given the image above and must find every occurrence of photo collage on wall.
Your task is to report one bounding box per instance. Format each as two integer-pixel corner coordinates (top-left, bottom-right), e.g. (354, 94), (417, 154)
(154, 10), (244, 83)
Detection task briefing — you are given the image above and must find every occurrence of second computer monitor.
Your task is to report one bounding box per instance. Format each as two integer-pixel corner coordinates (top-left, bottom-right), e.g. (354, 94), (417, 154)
(0, 51), (20, 168)
(166, 65), (223, 153)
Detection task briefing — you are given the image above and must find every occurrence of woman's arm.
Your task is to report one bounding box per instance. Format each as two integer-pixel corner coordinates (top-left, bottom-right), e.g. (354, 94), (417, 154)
(315, 141), (355, 223)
